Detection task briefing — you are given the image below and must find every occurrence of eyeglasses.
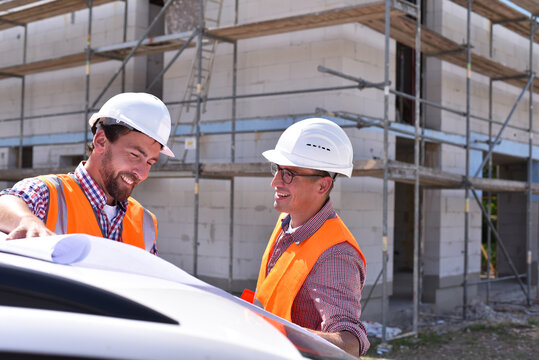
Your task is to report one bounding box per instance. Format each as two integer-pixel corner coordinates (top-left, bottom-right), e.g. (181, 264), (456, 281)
(270, 163), (326, 184)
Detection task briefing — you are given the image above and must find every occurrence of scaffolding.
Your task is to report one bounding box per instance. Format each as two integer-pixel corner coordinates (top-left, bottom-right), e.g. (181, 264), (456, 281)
(0, 0), (538, 343)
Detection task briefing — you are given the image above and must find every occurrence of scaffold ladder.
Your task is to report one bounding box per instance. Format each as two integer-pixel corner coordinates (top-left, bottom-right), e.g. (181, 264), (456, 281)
(169, 0), (223, 162)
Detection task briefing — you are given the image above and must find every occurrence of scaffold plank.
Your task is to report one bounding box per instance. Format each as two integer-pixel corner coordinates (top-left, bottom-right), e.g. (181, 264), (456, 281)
(0, 0), (117, 31)
(94, 32), (197, 59)
(206, 2), (392, 40)
(0, 0), (38, 13)
(1, 160), (538, 194)
(505, 0), (539, 16)
(451, 0), (539, 43)
(0, 53), (103, 80)
(360, 13), (539, 93)
(0, 32), (195, 80)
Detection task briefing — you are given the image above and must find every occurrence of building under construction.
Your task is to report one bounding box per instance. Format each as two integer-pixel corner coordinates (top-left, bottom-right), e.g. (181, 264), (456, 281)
(0, 0), (538, 333)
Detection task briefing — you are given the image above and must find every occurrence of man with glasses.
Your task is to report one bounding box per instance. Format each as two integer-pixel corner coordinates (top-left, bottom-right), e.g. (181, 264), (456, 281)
(251, 118), (369, 357)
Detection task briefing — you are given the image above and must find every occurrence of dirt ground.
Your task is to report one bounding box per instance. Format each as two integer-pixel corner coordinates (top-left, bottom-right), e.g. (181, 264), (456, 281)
(362, 299), (539, 360)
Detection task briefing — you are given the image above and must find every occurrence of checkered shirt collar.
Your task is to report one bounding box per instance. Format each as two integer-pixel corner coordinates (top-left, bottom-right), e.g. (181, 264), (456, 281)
(74, 162), (128, 212)
(280, 198), (337, 245)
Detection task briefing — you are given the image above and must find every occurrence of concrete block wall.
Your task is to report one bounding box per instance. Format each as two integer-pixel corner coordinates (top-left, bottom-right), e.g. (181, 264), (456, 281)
(0, 148), (16, 171)
(443, 0), (539, 77)
(133, 177), (194, 268)
(421, 142), (482, 311)
(432, 0), (539, 143)
(423, 188), (482, 311)
(32, 144), (82, 168)
(423, 58), (535, 144)
(0, 27), (25, 67)
(343, 128), (395, 291)
(228, 0), (369, 26)
(339, 176), (395, 280)
(0, 77), (25, 123)
(163, 10), (394, 126)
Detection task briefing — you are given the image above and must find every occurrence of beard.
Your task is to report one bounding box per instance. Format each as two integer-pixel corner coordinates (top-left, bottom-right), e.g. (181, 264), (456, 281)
(100, 149), (138, 203)
(104, 172), (135, 202)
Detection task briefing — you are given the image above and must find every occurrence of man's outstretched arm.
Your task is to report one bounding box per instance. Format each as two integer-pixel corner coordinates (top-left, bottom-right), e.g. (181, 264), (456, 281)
(0, 195), (54, 239)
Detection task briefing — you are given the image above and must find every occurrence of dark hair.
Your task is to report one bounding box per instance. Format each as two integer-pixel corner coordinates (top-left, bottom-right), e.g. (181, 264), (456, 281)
(311, 169), (336, 193)
(86, 125), (132, 156)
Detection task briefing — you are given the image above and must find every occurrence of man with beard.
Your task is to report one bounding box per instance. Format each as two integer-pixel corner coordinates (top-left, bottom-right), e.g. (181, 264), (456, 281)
(0, 93), (174, 254)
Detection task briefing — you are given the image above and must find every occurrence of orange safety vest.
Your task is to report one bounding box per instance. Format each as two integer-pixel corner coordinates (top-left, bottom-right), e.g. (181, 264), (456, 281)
(38, 174), (157, 252)
(255, 213), (365, 322)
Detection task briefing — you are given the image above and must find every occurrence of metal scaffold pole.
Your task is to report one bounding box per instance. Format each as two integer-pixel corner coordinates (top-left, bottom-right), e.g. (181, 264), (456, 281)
(526, 15), (536, 307)
(228, 0), (239, 292)
(381, 0), (390, 343)
(463, 0), (471, 320)
(487, 14), (494, 302)
(83, 0), (93, 159)
(121, 0), (128, 92)
(193, 0), (205, 277)
(413, 0), (421, 336)
(487, 78), (493, 304)
(18, 24), (27, 169)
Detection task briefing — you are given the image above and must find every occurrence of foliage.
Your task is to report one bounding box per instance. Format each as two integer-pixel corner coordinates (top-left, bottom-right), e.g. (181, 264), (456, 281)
(481, 165), (498, 276)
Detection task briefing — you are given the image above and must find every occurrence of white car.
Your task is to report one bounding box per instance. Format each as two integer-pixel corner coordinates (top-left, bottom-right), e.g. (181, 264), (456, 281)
(0, 233), (357, 360)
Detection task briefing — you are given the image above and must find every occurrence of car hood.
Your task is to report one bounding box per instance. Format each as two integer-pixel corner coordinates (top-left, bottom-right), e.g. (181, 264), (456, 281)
(0, 233), (356, 360)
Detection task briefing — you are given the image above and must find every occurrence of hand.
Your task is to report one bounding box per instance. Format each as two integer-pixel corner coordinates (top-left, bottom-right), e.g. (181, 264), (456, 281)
(308, 329), (360, 358)
(6, 215), (55, 240)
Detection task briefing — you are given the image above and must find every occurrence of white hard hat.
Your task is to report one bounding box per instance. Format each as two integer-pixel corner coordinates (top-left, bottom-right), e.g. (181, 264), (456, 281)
(262, 118), (354, 177)
(89, 92), (174, 157)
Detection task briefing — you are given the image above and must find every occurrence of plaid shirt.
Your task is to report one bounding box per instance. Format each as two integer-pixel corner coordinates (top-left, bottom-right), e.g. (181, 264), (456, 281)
(1, 162), (157, 255)
(267, 200), (369, 355)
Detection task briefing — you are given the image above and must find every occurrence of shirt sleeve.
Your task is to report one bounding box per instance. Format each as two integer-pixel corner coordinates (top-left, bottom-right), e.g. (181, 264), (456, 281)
(293, 242), (370, 356)
(0, 177), (50, 222)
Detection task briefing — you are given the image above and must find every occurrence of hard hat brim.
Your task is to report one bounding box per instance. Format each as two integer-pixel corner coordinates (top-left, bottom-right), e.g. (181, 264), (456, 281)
(160, 146), (175, 157)
(88, 113), (100, 128)
(262, 149), (352, 177)
(262, 149), (297, 168)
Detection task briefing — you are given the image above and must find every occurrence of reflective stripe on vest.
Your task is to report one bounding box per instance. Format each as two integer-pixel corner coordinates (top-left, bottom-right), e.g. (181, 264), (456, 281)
(39, 174), (157, 252)
(255, 214), (365, 321)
